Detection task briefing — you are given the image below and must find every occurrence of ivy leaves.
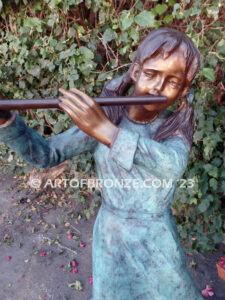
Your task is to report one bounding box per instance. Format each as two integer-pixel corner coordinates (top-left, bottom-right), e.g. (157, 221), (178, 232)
(23, 18), (43, 33)
(200, 68), (215, 82)
(135, 11), (155, 27)
(103, 29), (118, 44)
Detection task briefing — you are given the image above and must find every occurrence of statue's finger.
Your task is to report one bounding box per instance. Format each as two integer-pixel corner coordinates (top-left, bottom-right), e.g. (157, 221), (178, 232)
(59, 97), (89, 120)
(58, 101), (86, 124)
(59, 89), (91, 110)
(70, 88), (95, 106)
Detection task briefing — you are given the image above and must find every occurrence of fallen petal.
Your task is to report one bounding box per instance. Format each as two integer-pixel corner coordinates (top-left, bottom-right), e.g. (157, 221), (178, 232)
(7, 256), (12, 261)
(88, 275), (93, 285)
(40, 252), (47, 257)
(67, 233), (74, 239)
(80, 243), (86, 248)
(71, 268), (78, 274)
(71, 260), (78, 267)
(202, 290), (209, 298)
(202, 285), (214, 298)
(60, 265), (64, 269)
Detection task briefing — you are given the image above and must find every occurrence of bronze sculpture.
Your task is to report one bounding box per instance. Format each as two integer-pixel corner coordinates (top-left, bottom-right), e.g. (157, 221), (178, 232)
(0, 28), (203, 299)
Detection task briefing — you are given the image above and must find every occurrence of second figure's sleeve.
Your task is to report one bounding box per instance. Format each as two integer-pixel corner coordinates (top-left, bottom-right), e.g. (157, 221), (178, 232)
(109, 127), (189, 180)
(0, 113), (98, 168)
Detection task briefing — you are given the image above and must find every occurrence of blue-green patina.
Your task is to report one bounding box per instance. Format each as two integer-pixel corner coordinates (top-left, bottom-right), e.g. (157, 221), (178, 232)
(0, 97), (203, 300)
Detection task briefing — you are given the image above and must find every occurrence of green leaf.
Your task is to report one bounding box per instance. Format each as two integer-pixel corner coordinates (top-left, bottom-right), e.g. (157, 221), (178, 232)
(53, 122), (63, 134)
(79, 46), (94, 60)
(27, 66), (41, 78)
(213, 233), (223, 244)
(155, 4), (168, 15)
(0, 43), (8, 56)
(168, 0), (175, 6)
(208, 54), (218, 67)
(198, 199), (210, 213)
(208, 167), (218, 178)
(209, 178), (218, 190)
(172, 4), (181, 16)
(24, 17), (43, 32)
(68, 281), (83, 290)
(135, 11), (155, 27)
(68, 27), (76, 38)
(163, 15), (173, 24)
(206, 6), (219, 20)
(211, 158), (222, 167)
(103, 29), (117, 44)
(59, 47), (76, 60)
(217, 39), (225, 56)
(120, 11), (134, 31)
(203, 164), (213, 172)
(201, 68), (215, 82)
(190, 198), (198, 205)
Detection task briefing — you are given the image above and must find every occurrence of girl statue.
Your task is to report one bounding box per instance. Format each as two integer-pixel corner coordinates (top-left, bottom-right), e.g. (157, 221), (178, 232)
(0, 28), (203, 299)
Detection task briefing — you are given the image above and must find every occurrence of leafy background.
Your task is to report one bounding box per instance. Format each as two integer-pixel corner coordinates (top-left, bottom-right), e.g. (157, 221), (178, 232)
(0, 0), (224, 252)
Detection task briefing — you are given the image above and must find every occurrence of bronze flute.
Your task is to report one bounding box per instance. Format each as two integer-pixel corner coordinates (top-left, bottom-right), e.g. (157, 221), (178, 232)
(0, 96), (167, 110)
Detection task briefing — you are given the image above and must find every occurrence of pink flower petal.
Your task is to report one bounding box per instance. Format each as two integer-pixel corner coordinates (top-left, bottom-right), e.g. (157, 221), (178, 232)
(71, 268), (78, 274)
(7, 256), (12, 261)
(40, 252), (47, 257)
(60, 265), (64, 269)
(67, 233), (74, 239)
(71, 260), (78, 267)
(202, 290), (209, 298)
(88, 275), (93, 285)
(202, 285), (214, 298)
(80, 242), (86, 248)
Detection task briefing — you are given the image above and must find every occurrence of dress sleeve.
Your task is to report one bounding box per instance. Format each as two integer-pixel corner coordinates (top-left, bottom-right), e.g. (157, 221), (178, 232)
(109, 127), (189, 180)
(0, 113), (98, 168)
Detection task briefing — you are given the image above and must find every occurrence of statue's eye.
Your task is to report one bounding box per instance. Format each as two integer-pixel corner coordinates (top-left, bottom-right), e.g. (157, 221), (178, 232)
(168, 81), (180, 89)
(145, 72), (154, 79)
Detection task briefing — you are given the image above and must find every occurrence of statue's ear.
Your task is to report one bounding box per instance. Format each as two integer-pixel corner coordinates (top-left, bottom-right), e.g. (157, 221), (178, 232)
(180, 84), (191, 98)
(130, 63), (140, 82)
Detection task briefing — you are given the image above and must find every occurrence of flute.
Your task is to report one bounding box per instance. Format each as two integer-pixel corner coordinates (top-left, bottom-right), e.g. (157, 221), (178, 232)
(0, 96), (167, 110)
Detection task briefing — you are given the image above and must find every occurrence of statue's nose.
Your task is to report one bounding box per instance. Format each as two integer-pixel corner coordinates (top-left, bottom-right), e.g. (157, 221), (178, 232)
(149, 77), (164, 95)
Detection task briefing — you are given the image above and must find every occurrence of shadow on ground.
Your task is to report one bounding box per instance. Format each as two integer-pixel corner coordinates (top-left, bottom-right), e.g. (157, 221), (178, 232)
(0, 174), (224, 300)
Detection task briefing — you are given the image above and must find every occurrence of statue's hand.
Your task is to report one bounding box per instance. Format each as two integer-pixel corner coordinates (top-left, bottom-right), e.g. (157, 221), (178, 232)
(58, 88), (120, 148)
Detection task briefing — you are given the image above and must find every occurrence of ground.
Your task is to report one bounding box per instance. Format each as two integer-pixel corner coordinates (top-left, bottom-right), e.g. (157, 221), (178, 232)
(0, 173), (224, 300)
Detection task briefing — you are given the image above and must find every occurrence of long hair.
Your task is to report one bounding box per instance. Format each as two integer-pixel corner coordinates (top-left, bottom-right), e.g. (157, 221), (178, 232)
(102, 28), (201, 151)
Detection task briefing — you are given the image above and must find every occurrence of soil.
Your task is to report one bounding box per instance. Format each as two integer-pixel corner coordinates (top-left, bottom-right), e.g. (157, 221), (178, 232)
(0, 174), (224, 300)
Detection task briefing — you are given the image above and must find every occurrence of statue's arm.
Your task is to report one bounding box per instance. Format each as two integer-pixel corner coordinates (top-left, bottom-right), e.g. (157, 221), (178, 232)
(109, 127), (189, 180)
(0, 113), (97, 168)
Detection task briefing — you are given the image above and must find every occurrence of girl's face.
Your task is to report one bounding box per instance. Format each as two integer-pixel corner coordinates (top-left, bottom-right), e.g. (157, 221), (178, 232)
(131, 45), (189, 113)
